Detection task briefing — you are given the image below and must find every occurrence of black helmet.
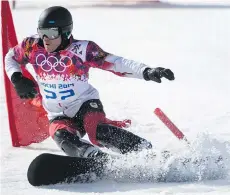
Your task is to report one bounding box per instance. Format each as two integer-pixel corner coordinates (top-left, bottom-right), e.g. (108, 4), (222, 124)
(38, 6), (73, 39)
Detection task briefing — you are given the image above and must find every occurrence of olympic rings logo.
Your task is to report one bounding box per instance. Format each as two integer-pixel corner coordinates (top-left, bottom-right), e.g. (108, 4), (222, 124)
(35, 54), (73, 73)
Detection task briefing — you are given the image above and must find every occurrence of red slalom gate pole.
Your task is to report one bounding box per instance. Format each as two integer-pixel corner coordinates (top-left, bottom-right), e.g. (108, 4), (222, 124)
(154, 108), (190, 146)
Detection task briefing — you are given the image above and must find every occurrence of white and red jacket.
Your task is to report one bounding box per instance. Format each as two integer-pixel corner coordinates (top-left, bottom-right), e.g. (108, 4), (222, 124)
(5, 35), (150, 120)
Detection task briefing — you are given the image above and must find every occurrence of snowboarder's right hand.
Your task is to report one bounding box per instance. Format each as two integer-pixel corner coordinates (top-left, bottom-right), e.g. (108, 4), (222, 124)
(11, 72), (38, 99)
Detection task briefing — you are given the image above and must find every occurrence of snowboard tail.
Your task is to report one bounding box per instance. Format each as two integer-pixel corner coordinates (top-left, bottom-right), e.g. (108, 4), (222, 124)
(27, 153), (107, 186)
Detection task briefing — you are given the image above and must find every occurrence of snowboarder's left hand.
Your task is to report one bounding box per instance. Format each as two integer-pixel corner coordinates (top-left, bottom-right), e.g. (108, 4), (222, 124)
(143, 67), (175, 83)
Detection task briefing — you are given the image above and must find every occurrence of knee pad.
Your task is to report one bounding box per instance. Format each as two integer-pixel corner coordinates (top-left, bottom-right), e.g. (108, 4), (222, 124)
(49, 118), (83, 138)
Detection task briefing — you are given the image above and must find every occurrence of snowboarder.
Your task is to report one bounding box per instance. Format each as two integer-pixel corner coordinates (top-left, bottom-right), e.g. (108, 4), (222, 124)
(5, 6), (175, 159)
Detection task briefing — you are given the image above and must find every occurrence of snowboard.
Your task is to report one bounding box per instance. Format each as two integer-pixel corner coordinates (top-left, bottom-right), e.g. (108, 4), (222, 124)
(27, 151), (225, 186)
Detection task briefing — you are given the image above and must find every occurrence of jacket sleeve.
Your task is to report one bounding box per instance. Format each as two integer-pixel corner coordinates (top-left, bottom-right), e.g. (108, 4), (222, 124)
(4, 38), (30, 80)
(84, 41), (150, 79)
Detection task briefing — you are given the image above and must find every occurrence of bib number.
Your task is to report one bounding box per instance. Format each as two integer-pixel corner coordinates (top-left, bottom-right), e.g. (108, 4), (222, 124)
(44, 89), (75, 100)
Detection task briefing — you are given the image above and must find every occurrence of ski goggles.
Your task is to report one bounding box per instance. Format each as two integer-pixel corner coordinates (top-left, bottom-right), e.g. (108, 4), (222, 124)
(37, 27), (60, 40)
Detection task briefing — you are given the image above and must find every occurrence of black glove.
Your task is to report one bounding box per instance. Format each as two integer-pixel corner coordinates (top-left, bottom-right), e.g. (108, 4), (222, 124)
(143, 67), (175, 83)
(11, 72), (37, 99)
